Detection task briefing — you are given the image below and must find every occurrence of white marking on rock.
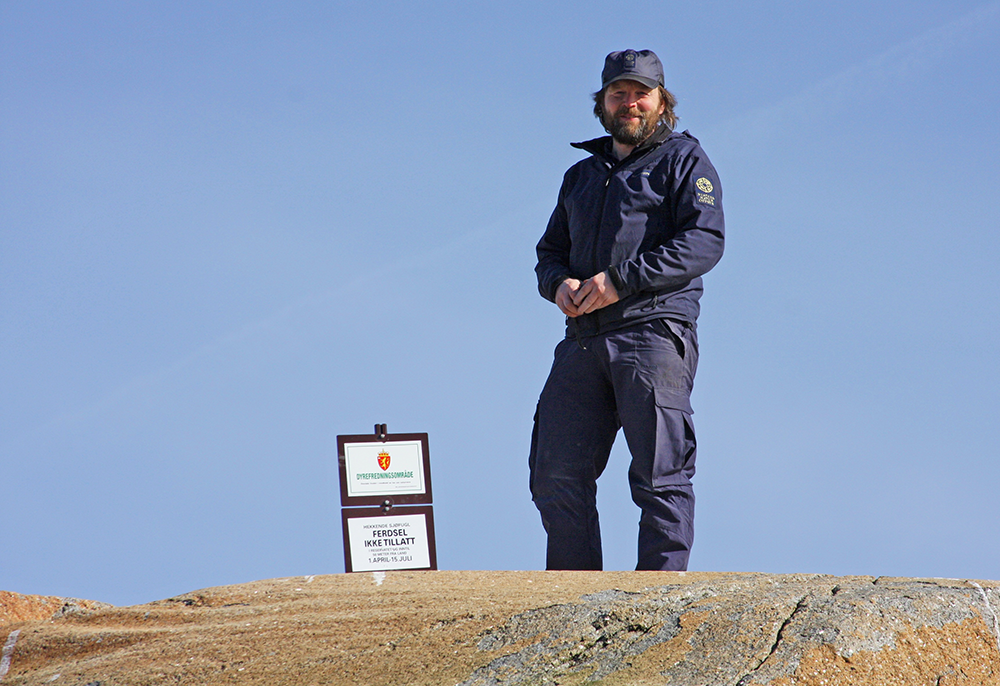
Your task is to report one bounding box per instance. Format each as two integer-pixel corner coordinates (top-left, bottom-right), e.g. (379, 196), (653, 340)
(0, 629), (21, 681)
(970, 581), (1000, 654)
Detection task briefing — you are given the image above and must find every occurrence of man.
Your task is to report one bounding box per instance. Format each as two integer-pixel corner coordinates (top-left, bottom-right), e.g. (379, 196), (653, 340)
(530, 49), (725, 571)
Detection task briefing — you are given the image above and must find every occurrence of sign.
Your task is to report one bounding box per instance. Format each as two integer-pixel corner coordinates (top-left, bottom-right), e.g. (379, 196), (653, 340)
(337, 432), (432, 507)
(343, 439), (425, 497)
(342, 506), (437, 572)
(337, 426), (437, 573)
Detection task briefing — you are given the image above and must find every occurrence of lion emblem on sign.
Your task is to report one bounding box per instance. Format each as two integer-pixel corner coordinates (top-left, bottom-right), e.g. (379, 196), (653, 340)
(377, 450), (391, 471)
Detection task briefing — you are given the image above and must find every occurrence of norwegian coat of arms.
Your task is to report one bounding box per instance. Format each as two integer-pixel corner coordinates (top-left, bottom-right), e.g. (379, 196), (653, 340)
(377, 450), (391, 471)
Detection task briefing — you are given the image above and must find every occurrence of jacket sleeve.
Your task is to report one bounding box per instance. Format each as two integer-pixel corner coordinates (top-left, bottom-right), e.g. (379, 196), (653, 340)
(534, 173), (574, 303)
(608, 146), (725, 297)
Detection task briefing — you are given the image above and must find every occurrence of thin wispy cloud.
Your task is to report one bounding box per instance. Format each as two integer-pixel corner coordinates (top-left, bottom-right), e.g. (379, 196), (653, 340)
(713, 1), (1000, 146)
(2, 199), (545, 448)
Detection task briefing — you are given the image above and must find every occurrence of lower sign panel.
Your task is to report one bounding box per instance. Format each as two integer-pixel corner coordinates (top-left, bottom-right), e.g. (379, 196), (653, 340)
(342, 505), (437, 572)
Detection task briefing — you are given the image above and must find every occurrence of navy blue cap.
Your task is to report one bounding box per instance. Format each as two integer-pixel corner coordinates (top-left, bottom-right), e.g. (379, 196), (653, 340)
(601, 49), (664, 90)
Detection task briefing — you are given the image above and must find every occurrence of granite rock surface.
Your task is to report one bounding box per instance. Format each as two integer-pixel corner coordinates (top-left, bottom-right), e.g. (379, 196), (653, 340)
(1, 572), (998, 685)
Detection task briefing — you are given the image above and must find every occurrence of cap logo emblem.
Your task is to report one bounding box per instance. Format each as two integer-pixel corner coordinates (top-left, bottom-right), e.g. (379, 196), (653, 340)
(623, 51), (636, 69)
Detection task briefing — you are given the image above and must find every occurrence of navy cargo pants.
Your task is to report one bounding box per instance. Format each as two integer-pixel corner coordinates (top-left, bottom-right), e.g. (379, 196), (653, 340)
(529, 318), (698, 571)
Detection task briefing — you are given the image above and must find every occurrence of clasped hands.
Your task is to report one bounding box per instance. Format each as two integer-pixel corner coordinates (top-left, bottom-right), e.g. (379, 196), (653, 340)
(555, 272), (620, 318)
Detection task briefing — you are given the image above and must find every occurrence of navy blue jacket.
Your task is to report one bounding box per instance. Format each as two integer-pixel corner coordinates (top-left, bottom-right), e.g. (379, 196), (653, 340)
(536, 125), (725, 336)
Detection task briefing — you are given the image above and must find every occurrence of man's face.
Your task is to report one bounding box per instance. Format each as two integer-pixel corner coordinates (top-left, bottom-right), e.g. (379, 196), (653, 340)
(602, 79), (664, 146)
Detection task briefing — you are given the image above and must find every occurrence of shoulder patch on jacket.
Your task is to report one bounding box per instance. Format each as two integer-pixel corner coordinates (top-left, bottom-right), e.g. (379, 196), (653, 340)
(695, 176), (717, 206)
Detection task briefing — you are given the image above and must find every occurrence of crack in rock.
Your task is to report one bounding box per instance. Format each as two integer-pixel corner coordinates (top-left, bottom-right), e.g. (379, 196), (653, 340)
(735, 594), (811, 686)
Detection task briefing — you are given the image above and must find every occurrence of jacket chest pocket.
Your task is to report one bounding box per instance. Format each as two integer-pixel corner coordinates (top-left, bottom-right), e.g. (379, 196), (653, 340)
(617, 169), (665, 215)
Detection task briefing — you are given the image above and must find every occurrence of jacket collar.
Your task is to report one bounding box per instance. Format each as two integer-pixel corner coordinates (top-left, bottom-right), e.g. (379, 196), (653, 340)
(571, 124), (674, 164)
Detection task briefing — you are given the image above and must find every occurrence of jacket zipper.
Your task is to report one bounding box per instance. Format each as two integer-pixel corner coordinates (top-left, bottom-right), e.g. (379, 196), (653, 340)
(592, 147), (650, 290)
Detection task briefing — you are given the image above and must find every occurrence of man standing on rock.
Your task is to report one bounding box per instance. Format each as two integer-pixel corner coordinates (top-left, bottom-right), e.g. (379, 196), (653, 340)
(530, 49), (725, 571)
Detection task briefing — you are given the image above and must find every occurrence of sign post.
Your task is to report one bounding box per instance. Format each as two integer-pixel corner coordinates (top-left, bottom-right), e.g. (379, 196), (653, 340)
(337, 424), (437, 573)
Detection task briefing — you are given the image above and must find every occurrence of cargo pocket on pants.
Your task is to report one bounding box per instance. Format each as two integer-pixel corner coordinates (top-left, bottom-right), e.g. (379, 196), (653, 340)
(650, 386), (697, 487)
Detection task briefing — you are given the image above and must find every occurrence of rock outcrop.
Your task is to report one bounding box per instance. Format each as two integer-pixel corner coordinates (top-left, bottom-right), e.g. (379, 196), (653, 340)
(1, 572), (998, 685)
(1, 592), (111, 627)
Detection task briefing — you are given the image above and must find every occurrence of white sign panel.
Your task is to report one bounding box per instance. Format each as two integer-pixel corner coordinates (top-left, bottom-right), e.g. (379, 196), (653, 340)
(343, 439), (426, 497)
(347, 513), (431, 572)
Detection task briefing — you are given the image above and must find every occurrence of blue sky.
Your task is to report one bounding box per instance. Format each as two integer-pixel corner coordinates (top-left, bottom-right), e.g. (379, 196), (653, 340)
(2, 1), (999, 606)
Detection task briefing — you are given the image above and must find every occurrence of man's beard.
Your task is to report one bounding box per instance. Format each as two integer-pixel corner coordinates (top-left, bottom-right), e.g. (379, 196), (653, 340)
(604, 105), (661, 146)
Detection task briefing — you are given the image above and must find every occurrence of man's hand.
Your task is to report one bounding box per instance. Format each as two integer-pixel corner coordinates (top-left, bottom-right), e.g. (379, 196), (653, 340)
(555, 278), (584, 317)
(572, 272), (619, 315)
